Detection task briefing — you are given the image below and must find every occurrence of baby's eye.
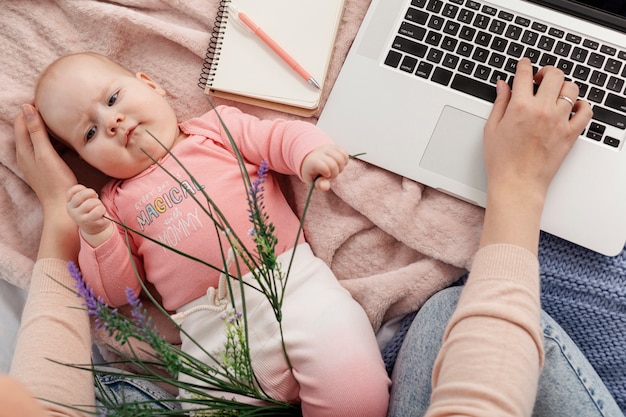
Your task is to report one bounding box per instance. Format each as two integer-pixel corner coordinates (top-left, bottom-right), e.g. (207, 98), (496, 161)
(108, 91), (118, 106)
(85, 126), (97, 142)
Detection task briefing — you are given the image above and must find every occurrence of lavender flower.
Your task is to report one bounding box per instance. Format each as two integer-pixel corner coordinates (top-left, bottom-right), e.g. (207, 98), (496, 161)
(69, 261), (114, 330)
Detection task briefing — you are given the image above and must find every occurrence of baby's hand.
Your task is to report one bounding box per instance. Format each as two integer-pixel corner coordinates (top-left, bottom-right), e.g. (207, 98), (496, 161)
(66, 184), (113, 247)
(301, 144), (349, 191)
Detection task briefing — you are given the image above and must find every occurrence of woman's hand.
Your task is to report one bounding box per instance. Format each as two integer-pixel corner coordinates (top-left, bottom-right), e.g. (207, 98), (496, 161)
(480, 58), (593, 253)
(14, 104), (78, 213)
(14, 104), (80, 260)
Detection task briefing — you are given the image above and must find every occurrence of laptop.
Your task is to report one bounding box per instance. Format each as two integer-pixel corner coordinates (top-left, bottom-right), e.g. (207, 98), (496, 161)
(318, 0), (626, 256)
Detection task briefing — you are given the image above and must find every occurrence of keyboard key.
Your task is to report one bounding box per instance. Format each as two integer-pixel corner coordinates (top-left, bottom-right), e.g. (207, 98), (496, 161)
(427, 48), (444, 63)
(538, 35), (555, 51)
(604, 136), (620, 147)
(472, 46), (489, 62)
(490, 70), (508, 84)
(498, 10), (514, 21)
(588, 52), (605, 68)
(531, 22), (547, 32)
(504, 57), (518, 73)
(451, 73), (497, 102)
(426, 31), (443, 46)
(443, 21), (461, 35)
(540, 53), (557, 66)
(554, 41), (571, 57)
(548, 27), (565, 38)
(491, 36), (508, 52)
(506, 42), (524, 57)
(441, 36), (458, 51)
(604, 58), (622, 74)
(399, 22), (427, 41)
(400, 55), (418, 72)
(573, 65), (590, 81)
(457, 41), (474, 57)
(605, 93), (626, 113)
(565, 33), (582, 44)
(587, 130), (603, 141)
(458, 9), (474, 24)
(411, 0), (427, 6)
(384, 50), (402, 68)
(431, 66), (453, 85)
(426, 0), (443, 13)
(589, 122), (606, 134)
(589, 70), (607, 87)
(571, 47), (588, 62)
(392, 36), (427, 57)
(473, 14), (490, 30)
(556, 59), (574, 75)
(466, 1), (480, 10)
(524, 48), (541, 63)
(406, 8), (428, 25)
(587, 87), (605, 103)
(505, 24), (523, 40)
(521, 30), (538, 46)
(416, 61), (434, 78)
(583, 39), (599, 50)
(592, 105), (626, 129)
(488, 53), (506, 68)
(600, 45), (617, 56)
(515, 16), (531, 27)
(428, 15), (444, 30)
(488, 19), (506, 35)
(482, 5), (497, 16)
(443, 53), (460, 69)
(459, 58), (475, 74)
(474, 64), (491, 80)
(442, 3), (460, 18)
(475, 31), (492, 46)
(606, 76), (624, 93)
(459, 25), (476, 40)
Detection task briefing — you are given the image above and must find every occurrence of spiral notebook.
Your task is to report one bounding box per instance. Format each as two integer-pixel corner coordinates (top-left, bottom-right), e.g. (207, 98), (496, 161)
(199, 0), (346, 116)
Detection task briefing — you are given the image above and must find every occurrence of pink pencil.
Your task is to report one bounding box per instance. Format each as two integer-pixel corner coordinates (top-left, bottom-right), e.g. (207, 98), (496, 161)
(227, 4), (321, 90)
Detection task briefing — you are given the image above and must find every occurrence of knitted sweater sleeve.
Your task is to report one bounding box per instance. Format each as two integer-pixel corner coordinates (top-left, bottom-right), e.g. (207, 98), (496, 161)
(10, 258), (94, 417)
(426, 244), (544, 417)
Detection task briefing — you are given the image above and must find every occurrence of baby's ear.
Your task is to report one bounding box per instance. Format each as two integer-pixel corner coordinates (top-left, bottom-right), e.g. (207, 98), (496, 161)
(136, 72), (166, 96)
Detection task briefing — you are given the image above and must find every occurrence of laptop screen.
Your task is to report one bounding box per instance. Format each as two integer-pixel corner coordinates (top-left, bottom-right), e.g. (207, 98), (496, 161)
(530, 0), (626, 31)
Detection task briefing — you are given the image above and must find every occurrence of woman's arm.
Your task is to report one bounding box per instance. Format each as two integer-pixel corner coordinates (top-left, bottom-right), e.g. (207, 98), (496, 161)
(8, 104), (94, 416)
(425, 59), (593, 417)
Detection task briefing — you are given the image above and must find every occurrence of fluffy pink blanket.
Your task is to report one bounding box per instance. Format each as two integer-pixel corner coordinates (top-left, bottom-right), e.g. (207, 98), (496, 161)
(1, 0), (484, 337)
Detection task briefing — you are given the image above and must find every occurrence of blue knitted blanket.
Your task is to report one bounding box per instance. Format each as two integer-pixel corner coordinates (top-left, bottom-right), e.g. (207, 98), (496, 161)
(383, 231), (626, 412)
(539, 231), (626, 413)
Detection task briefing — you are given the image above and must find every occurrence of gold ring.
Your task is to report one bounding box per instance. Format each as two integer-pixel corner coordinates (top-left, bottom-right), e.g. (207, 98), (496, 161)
(558, 95), (575, 107)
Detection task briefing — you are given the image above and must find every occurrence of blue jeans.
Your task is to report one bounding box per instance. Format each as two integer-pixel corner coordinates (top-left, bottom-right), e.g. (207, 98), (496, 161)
(388, 286), (625, 417)
(94, 367), (181, 412)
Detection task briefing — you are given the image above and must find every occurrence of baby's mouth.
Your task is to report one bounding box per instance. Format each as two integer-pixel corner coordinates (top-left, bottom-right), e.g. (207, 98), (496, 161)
(125, 126), (136, 146)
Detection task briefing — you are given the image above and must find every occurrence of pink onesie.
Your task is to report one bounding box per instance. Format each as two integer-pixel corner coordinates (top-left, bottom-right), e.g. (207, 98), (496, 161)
(77, 105), (391, 416)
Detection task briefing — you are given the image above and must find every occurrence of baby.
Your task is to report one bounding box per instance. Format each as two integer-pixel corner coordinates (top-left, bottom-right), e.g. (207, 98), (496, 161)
(33, 52), (390, 416)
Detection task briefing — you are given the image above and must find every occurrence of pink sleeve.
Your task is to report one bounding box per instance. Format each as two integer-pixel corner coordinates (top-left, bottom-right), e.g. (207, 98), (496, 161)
(10, 259), (94, 416)
(78, 228), (144, 308)
(181, 106), (333, 179)
(426, 244), (544, 417)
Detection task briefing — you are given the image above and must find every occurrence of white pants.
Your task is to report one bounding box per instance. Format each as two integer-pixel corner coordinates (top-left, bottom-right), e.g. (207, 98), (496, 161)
(177, 243), (390, 417)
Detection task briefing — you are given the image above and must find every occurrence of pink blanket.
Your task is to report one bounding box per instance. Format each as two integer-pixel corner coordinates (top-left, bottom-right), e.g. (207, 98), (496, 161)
(1, 0), (484, 334)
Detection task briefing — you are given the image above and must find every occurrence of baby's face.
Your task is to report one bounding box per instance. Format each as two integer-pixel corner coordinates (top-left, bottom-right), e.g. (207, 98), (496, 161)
(35, 54), (181, 179)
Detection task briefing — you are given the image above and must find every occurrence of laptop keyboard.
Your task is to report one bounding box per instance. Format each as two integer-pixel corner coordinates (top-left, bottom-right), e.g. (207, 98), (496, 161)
(384, 0), (626, 149)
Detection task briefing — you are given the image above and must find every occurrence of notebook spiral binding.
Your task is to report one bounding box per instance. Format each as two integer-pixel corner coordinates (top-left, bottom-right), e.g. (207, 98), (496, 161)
(198, 0), (231, 90)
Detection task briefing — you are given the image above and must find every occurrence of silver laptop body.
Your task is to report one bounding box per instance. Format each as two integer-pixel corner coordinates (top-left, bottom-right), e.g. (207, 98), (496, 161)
(318, 0), (626, 256)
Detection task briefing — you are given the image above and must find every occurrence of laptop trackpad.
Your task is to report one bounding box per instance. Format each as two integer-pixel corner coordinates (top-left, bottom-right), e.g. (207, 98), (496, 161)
(419, 106), (488, 192)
